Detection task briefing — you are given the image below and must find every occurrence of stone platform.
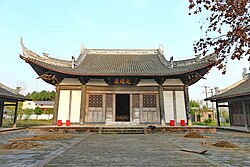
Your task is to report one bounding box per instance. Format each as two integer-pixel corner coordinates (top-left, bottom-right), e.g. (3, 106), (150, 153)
(29, 125), (216, 134)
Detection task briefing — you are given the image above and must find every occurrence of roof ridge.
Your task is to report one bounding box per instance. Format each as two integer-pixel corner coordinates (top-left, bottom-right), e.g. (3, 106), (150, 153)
(87, 48), (157, 50)
(157, 53), (171, 68)
(86, 49), (158, 55)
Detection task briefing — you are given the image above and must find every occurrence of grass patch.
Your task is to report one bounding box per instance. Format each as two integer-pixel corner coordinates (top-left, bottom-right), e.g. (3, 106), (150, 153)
(192, 121), (230, 126)
(3, 119), (52, 128)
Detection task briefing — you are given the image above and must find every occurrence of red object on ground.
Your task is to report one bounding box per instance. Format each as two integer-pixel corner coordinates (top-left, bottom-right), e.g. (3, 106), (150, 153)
(57, 120), (62, 126)
(66, 120), (70, 126)
(180, 120), (185, 126)
(170, 120), (174, 126)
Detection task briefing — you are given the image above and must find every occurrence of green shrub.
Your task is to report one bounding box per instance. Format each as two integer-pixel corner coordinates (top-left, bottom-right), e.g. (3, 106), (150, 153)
(204, 118), (212, 125)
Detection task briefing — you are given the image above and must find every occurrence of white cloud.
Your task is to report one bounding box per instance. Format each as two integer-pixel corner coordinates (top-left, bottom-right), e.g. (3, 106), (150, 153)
(131, 0), (152, 9)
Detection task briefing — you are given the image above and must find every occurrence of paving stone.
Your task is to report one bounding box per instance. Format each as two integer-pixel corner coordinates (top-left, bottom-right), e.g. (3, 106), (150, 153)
(0, 129), (250, 166)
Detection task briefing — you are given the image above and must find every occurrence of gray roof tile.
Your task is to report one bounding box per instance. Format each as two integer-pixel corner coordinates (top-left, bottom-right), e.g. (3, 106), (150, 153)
(205, 74), (250, 101)
(20, 41), (216, 77)
(0, 83), (27, 101)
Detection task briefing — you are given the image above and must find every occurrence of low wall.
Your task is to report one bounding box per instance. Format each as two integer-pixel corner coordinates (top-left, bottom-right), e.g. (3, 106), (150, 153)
(21, 114), (53, 120)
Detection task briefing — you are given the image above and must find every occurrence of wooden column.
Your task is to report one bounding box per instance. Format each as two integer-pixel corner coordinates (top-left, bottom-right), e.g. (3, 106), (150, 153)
(184, 85), (191, 124)
(68, 90), (72, 121)
(242, 98), (249, 128)
(12, 101), (18, 128)
(159, 83), (165, 125)
(173, 91), (177, 123)
(0, 100), (4, 127)
(79, 85), (86, 125)
(228, 102), (233, 126)
(216, 101), (220, 126)
(52, 84), (60, 125)
(155, 77), (166, 125)
(79, 77), (89, 125)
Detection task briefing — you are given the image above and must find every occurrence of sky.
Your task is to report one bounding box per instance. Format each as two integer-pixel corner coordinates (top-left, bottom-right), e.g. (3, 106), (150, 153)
(0, 0), (249, 101)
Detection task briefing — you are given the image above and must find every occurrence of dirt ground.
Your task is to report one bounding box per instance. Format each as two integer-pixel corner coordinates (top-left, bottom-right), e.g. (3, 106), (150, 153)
(184, 132), (205, 138)
(4, 141), (43, 149)
(8, 133), (74, 141)
(212, 141), (238, 148)
(4, 133), (75, 149)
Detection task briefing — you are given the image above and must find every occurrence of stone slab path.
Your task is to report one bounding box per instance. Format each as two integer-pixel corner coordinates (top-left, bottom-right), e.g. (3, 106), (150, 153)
(0, 129), (250, 166)
(47, 134), (218, 167)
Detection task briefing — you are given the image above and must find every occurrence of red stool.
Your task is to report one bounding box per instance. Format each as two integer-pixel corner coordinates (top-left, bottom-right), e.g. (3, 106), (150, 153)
(180, 120), (185, 126)
(57, 120), (62, 126)
(66, 120), (70, 126)
(170, 120), (175, 126)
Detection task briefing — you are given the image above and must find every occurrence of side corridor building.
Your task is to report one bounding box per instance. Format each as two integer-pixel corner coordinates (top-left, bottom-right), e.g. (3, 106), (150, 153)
(206, 72), (250, 128)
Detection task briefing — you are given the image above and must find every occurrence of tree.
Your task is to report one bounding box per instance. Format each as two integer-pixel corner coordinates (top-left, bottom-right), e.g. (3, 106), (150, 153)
(188, 0), (250, 74)
(190, 100), (200, 115)
(17, 102), (24, 120)
(26, 90), (55, 101)
(34, 107), (43, 120)
(23, 108), (33, 120)
(43, 108), (54, 120)
(189, 100), (201, 121)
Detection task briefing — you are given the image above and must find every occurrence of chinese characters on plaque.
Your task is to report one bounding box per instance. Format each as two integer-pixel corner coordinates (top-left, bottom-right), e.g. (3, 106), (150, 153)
(113, 78), (131, 85)
(104, 77), (140, 85)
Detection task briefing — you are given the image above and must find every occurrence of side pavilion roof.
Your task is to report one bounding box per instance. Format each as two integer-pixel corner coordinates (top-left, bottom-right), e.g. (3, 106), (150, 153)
(0, 83), (27, 101)
(205, 74), (250, 102)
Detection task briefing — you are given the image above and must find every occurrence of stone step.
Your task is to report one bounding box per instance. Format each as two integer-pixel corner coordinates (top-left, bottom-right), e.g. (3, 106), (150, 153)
(101, 128), (145, 134)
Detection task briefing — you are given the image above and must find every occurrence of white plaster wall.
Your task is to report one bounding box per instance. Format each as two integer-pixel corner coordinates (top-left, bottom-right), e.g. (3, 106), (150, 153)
(175, 91), (187, 122)
(60, 78), (81, 85)
(163, 79), (184, 86)
(22, 101), (36, 110)
(137, 79), (158, 86)
(58, 90), (70, 123)
(70, 90), (81, 123)
(86, 79), (108, 86)
(163, 91), (174, 123)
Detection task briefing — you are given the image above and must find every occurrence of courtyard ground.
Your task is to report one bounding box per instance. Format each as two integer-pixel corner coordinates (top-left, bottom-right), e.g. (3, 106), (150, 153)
(0, 129), (249, 166)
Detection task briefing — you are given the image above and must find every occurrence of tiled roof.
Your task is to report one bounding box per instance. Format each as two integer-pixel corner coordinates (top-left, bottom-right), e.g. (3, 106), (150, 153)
(0, 83), (27, 101)
(20, 40), (216, 77)
(35, 101), (54, 105)
(205, 74), (250, 101)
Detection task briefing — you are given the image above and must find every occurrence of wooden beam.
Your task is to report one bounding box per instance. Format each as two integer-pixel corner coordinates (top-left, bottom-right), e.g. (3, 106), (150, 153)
(12, 102), (18, 128)
(218, 105), (229, 107)
(4, 104), (16, 106)
(79, 85), (86, 125)
(216, 101), (220, 126)
(87, 86), (158, 92)
(52, 84), (60, 125)
(163, 86), (184, 91)
(0, 100), (4, 127)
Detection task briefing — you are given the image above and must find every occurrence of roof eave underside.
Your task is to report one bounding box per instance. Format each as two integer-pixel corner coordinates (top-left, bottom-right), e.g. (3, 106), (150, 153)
(0, 95), (28, 102)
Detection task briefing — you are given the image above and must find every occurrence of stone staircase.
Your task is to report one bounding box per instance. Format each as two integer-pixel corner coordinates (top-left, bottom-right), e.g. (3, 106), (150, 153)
(100, 127), (145, 134)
